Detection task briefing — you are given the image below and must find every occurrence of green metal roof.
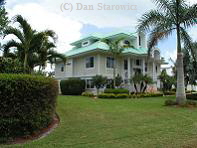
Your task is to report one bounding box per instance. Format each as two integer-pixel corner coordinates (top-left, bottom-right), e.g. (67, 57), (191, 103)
(66, 41), (148, 57)
(66, 31), (147, 57)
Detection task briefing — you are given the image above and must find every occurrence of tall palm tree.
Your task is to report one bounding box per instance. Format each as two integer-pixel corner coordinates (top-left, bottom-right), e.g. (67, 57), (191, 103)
(137, 0), (197, 104)
(3, 15), (66, 73)
(102, 38), (132, 88)
(3, 15), (37, 72)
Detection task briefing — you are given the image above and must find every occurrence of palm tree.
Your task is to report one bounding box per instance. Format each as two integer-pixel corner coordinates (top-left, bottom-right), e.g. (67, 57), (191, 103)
(3, 15), (66, 73)
(102, 38), (132, 88)
(3, 15), (38, 72)
(137, 0), (197, 104)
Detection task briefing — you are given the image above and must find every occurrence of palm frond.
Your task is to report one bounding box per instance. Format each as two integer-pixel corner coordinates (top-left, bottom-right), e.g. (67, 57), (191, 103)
(3, 40), (23, 56)
(181, 4), (197, 29)
(137, 10), (170, 32)
(13, 15), (33, 42)
(180, 27), (196, 61)
(4, 27), (25, 44)
(152, 0), (176, 18)
(147, 23), (175, 54)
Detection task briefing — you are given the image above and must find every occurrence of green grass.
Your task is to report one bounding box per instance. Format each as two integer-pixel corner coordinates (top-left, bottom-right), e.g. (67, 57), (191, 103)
(3, 96), (197, 148)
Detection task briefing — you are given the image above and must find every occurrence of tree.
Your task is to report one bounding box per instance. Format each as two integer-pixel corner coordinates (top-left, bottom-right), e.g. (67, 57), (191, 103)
(137, 0), (197, 105)
(159, 69), (176, 93)
(131, 74), (153, 93)
(92, 75), (107, 95)
(115, 74), (123, 88)
(101, 38), (132, 88)
(3, 15), (66, 73)
(183, 42), (197, 89)
(0, 0), (9, 37)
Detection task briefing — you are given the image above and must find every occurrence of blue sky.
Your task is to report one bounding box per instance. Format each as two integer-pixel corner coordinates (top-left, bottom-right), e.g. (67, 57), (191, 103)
(4, 0), (197, 71)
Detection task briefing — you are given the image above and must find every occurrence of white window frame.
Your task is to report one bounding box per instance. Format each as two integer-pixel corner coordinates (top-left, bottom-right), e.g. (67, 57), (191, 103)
(85, 56), (95, 69)
(106, 57), (115, 69)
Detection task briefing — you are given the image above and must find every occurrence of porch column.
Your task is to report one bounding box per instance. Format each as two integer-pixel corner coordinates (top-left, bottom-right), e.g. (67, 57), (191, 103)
(97, 54), (101, 75)
(128, 57), (131, 80)
(142, 59), (145, 75)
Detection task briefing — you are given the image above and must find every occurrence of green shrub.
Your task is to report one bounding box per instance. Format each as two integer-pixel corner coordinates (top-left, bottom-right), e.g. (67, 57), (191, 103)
(104, 88), (129, 94)
(186, 94), (197, 100)
(116, 94), (129, 99)
(164, 100), (177, 106)
(98, 93), (116, 99)
(0, 74), (58, 143)
(0, 57), (24, 73)
(82, 92), (95, 97)
(60, 78), (85, 95)
(130, 93), (163, 98)
(164, 91), (176, 95)
(98, 93), (129, 99)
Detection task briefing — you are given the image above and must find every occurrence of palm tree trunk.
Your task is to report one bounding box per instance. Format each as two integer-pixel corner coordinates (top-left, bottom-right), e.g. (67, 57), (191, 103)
(176, 26), (186, 104)
(113, 56), (116, 88)
(23, 52), (28, 73)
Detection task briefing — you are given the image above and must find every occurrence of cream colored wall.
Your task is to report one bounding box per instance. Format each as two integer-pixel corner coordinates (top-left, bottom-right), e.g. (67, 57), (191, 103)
(73, 53), (98, 77)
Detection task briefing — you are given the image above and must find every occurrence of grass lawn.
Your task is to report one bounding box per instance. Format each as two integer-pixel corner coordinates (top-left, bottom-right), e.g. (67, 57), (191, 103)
(3, 96), (197, 148)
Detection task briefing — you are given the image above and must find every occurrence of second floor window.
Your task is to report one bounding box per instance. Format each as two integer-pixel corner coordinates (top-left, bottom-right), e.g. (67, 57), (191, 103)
(139, 35), (141, 46)
(124, 60), (128, 70)
(106, 57), (114, 68)
(86, 57), (94, 68)
(136, 59), (141, 66)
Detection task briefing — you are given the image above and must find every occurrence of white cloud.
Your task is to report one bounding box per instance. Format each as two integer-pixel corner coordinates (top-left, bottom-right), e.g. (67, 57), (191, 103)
(6, 3), (83, 53)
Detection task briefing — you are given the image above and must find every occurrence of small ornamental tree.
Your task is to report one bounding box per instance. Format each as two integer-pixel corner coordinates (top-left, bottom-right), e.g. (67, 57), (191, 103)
(92, 75), (107, 95)
(115, 74), (123, 88)
(159, 69), (176, 94)
(131, 74), (153, 93)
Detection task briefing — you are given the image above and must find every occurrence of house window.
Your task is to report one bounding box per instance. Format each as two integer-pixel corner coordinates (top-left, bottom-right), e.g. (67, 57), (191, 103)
(139, 35), (141, 46)
(124, 40), (130, 45)
(145, 62), (148, 72)
(86, 79), (94, 89)
(82, 40), (90, 47)
(106, 57), (114, 68)
(124, 60), (128, 70)
(156, 65), (158, 73)
(133, 68), (142, 75)
(86, 57), (94, 68)
(61, 65), (64, 72)
(136, 59), (141, 66)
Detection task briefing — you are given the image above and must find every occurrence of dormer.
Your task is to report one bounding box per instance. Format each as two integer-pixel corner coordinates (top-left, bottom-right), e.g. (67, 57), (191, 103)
(70, 36), (100, 49)
(81, 40), (90, 47)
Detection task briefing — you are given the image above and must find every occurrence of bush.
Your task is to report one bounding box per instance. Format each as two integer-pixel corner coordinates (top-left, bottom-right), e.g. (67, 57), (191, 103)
(186, 93), (197, 100)
(130, 93), (163, 98)
(0, 57), (24, 73)
(164, 100), (177, 106)
(82, 92), (95, 97)
(0, 74), (58, 143)
(164, 91), (176, 95)
(60, 78), (85, 95)
(98, 93), (116, 99)
(104, 88), (129, 94)
(116, 94), (129, 99)
(98, 93), (129, 99)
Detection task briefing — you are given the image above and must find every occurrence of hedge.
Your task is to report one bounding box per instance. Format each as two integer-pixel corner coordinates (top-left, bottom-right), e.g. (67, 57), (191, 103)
(186, 93), (197, 100)
(98, 93), (163, 99)
(0, 74), (58, 143)
(104, 88), (129, 94)
(60, 78), (85, 95)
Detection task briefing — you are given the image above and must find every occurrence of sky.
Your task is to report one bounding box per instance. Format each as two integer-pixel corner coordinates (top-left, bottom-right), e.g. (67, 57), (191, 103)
(4, 0), (197, 72)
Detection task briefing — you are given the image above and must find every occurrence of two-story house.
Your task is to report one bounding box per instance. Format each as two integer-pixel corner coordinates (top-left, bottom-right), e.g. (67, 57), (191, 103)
(55, 31), (162, 92)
